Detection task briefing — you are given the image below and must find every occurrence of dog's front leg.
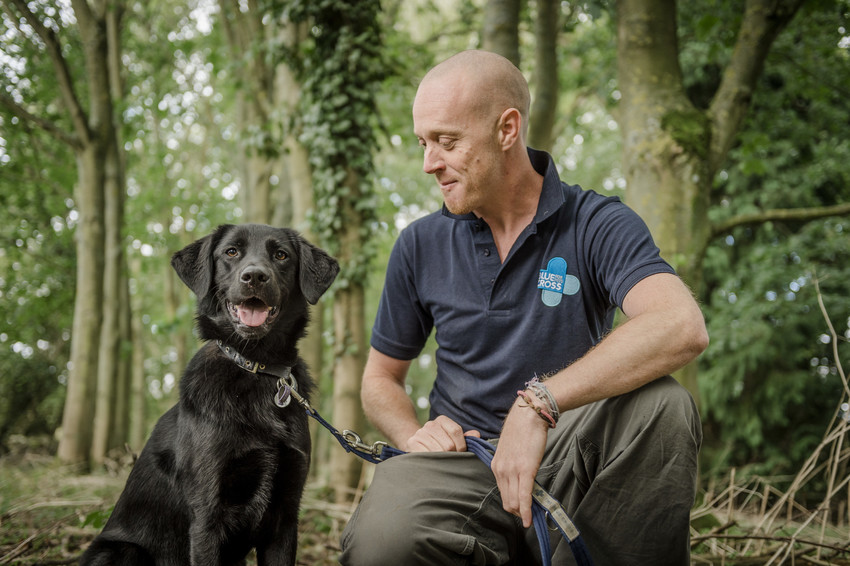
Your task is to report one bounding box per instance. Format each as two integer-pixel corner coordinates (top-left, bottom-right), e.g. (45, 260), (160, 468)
(256, 523), (297, 566)
(189, 519), (222, 566)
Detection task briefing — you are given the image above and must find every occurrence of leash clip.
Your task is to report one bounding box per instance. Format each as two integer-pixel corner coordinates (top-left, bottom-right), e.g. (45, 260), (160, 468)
(342, 430), (389, 460)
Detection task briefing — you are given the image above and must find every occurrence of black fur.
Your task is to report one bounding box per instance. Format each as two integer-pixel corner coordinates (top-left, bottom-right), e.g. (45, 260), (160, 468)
(80, 224), (339, 566)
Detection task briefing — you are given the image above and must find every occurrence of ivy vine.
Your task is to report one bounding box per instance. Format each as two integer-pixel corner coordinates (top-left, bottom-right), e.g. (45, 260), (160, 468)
(286, 0), (386, 289)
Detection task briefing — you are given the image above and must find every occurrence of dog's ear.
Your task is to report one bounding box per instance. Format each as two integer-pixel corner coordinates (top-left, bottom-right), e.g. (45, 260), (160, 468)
(171, 225), (232, 300)
(296, 237), (340, 305)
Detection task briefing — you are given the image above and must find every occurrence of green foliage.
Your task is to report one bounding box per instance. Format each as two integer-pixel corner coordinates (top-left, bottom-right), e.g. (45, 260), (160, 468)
(690, 0), (850, 474)
(0, 5), (80, 448)
(699, 221), (850, 473)
(1, 0), (848, 500)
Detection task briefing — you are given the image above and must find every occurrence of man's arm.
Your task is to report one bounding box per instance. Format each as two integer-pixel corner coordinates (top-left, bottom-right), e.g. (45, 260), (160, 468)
(491, 272), (709, 526)
(361, 347), (480, 452)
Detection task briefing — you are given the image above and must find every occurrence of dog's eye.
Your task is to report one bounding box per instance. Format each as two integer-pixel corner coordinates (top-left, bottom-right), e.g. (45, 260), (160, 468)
(225, 247), (238, 257)
(274, 250), (287, 261)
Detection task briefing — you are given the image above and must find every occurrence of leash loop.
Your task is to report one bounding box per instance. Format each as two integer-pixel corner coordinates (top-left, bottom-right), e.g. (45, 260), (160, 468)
(464, 436), (594, 566)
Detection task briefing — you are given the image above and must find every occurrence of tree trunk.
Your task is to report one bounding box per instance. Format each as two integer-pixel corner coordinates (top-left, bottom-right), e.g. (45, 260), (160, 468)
(56, 0), (128, 466)
(527, 0), (560, 152)
(129, 257), (147, 450)
(482, 0), (521, 66)
(329, 170), (369, 502)
(59, 146), (106, 466)
(276, 22), (332, 479)
(615, 0), (806, 401)
(218, 0), (279, 225)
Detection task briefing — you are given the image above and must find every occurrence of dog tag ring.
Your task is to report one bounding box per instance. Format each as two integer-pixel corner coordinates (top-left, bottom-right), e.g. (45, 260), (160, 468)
(274, 382), (292, 407)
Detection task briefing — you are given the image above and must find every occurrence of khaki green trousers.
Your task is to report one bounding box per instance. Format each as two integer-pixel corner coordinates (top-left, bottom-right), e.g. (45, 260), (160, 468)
(339, 376), (701, 565)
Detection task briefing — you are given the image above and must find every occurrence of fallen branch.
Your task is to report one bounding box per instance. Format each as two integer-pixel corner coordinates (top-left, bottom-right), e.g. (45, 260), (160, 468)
(691, 533), (850, 555)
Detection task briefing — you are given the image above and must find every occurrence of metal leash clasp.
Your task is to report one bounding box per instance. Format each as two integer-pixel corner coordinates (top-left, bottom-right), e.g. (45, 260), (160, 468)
(342, 430), (389, 461)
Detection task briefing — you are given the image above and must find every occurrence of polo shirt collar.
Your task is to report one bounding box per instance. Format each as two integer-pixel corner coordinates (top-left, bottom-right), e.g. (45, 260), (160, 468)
(440, 147), (565, 225)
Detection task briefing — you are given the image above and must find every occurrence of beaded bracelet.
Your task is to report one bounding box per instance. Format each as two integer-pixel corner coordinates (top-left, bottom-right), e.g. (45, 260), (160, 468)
(516, 389), (557, 429)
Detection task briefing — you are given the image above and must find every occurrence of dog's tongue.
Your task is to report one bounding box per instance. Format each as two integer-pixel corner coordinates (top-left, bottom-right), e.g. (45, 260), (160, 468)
(237, 303), (269, 327)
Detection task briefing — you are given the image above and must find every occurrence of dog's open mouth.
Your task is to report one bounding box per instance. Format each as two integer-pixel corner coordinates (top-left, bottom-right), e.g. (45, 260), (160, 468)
(227, 298), (280, 328)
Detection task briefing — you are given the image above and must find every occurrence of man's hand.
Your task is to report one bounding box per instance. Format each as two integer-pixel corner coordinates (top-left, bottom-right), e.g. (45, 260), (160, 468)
(404, 415), (481, 453)
(490, 400), (550, 527)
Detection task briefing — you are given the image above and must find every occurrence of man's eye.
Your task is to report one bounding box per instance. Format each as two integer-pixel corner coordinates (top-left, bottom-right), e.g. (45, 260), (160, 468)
(225, 247), (238, 257)
(439, 138), (455, 148)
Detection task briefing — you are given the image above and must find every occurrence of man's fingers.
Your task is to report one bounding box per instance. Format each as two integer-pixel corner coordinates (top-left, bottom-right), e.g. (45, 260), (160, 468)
(518, 476), (534, 528)
(407, 417), (476, 452)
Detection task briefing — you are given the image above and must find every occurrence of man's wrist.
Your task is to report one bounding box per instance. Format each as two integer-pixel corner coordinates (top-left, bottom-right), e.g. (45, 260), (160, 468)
(515, 389), (558, 429)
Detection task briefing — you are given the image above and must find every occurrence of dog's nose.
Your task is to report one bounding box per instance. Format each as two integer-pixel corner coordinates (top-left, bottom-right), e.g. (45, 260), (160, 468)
(240, 266), (270, 286)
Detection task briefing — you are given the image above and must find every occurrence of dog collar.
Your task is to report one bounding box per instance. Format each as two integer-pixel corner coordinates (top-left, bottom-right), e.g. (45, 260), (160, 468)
(216, 340), (297, 407)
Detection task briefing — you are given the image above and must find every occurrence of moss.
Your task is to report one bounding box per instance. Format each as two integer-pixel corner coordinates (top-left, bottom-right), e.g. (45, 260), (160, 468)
(661, 108), (711, 160)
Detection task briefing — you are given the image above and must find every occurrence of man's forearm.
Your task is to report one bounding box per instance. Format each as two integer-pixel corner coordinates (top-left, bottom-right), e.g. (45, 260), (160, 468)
(361, 372), (422, 448)
(544, 274), (708, 412)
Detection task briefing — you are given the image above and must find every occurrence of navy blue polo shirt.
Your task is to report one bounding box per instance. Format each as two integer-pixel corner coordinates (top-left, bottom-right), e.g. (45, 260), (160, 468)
(371, 148), (675, 439)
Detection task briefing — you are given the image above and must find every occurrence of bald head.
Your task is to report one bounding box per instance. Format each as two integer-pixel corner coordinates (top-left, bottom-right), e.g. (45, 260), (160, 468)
(417, 50), (530, 140)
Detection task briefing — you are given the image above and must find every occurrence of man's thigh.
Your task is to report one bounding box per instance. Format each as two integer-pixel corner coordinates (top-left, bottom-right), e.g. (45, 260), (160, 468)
(340, 450), (525, 566)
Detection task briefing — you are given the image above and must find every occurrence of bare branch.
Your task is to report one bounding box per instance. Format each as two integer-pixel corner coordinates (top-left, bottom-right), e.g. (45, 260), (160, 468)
(710, 202), (850, 239)
(0, 92), (80, 148)
(708, 0), (805, 172)
(4, 0), (91, 145)
(691, 533), (850, 555)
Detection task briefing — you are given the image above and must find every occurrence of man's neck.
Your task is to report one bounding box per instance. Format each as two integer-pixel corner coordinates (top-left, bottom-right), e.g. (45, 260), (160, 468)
(476, 165), (544, 262)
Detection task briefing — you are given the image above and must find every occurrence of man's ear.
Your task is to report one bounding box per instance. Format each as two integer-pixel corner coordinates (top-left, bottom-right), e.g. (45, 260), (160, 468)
(497, 107), (522, 151)
(171, 225), (233, 300)
(295, 236), (340, 304)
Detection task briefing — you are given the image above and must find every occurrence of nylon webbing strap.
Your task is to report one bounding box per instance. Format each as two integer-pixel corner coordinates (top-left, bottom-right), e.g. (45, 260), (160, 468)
(287, 386), (594, 565)
(465, 436), (594, 566)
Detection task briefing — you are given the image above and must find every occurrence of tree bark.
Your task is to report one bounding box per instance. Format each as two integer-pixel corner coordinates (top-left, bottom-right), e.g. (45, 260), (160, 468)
(527, 0), (559, 152)
(330, 175), (368, 500)
(57, 0), (128, 467)
(275, 21), (333, 478)
(615, 0), (808, 401)
(218, 0), (278, 224)
(0, 0), (132, 467)
(482, 0), (521, 66)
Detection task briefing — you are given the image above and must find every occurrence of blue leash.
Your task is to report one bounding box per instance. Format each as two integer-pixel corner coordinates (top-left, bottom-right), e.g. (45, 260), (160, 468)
(464, 436), (594, 566)
(274, 378), (593, 565)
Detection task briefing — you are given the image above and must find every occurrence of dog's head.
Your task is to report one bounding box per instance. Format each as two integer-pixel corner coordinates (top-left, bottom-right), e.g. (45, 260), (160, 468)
(171, 224), (339, 345)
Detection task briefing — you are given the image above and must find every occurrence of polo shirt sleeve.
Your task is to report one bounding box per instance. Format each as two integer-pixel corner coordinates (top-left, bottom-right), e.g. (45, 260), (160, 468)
(370, 229), (434, 360)
(583, 199), (676, 308)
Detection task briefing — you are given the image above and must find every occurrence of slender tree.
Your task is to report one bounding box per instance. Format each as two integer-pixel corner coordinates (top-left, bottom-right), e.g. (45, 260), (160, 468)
(290, 0), (386, 500)
(527, 0), (560, 152)
(217, 0), (281, 224)
(1, 0), (130, 467)
(482, 0), (521, 66)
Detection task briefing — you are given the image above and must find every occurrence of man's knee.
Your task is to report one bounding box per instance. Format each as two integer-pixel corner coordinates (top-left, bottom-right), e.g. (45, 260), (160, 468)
(641, 375), (702, 447)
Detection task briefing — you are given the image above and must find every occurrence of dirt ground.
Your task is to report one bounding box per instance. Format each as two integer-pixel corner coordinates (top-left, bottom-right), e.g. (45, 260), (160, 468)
(3, 448), (850, 565)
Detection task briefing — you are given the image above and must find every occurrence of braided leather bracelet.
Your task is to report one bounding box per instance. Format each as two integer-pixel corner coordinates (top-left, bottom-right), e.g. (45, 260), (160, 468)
(517, 389), (557, 428)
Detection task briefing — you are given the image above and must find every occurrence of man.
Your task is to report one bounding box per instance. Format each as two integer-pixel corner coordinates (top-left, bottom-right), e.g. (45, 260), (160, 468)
(340, 50), (709, 565)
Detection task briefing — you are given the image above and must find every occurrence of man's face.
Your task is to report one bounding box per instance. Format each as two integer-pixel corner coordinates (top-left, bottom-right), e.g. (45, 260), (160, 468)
(412, 77), (502, 216)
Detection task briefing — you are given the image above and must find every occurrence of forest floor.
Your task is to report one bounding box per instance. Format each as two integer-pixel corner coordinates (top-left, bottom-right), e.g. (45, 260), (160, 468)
(2, 439), (850, 565)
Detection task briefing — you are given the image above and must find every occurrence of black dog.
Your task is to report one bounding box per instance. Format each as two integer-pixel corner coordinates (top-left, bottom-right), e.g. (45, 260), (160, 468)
(80, 224), (339, 566)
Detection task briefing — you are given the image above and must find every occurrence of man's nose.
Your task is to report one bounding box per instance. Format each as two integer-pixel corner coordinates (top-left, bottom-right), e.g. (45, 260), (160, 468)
(422, 145), (444, 175)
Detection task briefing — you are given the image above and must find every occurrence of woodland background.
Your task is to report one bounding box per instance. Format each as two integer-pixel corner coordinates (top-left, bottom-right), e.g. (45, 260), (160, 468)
(1, 0), (850, 563)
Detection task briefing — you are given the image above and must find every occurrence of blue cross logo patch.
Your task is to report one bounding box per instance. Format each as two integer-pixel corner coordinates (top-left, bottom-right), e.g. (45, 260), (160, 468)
(537, 257), (580, 307)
